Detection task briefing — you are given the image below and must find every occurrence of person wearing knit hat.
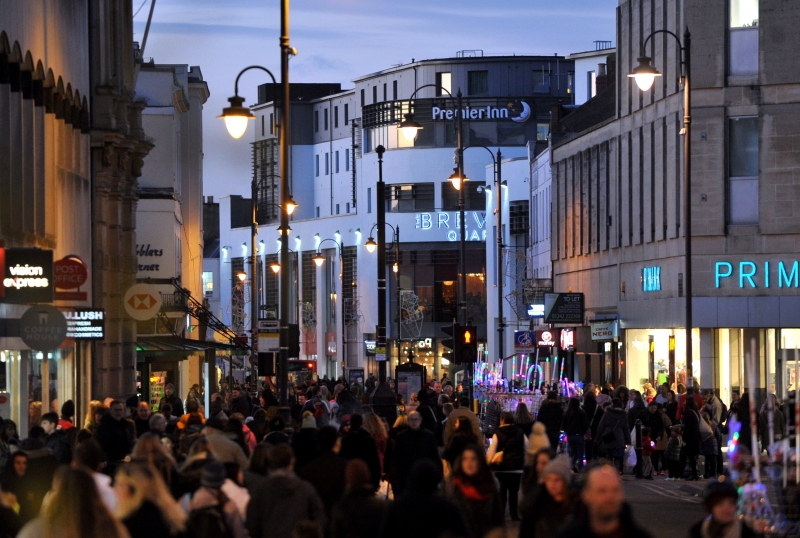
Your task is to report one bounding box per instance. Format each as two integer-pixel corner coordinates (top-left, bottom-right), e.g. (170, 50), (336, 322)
(526, 422), (551, 466)
(187, 461), (248, 538)
(301, 411), (318, 430)
(519, 455), (576, 537)
(687, 478), (758, 538)
(292, 411), (321, 473)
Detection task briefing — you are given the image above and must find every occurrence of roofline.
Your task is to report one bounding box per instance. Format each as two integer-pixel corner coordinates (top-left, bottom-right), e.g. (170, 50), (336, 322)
(566, 47), (616, 60)
(351, 54), (571, 83)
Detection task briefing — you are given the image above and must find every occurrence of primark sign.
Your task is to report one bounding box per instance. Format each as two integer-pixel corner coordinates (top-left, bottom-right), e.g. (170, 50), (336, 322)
(716, 260), (800, 289)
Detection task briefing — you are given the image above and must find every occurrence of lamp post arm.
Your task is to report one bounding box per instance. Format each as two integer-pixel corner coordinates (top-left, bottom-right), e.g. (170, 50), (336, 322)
(407, 84), (453, 101)
(234, 65), (277, 97)
(316, 238), (342, 254)
(641, 28), (688, 83)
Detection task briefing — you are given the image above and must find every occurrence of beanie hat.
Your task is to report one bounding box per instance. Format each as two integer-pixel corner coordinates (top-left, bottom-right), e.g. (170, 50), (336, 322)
(527, 421), (551, 455)
(702, 477), (739, 511)
(125, 395), (139, 409)
(60, 400), (75, 419)
(301, 411), (317, 429)
(543, 455), (573, 485)
(201, 461), (226, 488)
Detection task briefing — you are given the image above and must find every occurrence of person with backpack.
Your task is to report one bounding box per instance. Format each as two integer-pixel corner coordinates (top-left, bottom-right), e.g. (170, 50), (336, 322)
(187, 461), (247, 538)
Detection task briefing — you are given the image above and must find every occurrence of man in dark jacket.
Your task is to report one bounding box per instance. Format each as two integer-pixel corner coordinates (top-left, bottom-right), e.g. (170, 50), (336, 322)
(537, 391), (565, 448)
(246, 444), (326, 538)
(299, 426), (347, 518)
(229, 386), (252, 417)
(486, 412), (526, 521)
(40, 412), (71, 464)
(415, 389), (439, 434)
(133, 401), (152, 438)
(339, 413), (381, 491)
(556, 465), (653, 538)
(379, 459), (468, 538)
(159, 383), (184, 416)
(388, 411), (441, 496)
(94, 400), (135, 465)
(596, 398), (630, 473)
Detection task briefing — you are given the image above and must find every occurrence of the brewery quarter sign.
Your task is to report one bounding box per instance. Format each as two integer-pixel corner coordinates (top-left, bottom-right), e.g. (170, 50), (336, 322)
(544, 293), (585, 324)
(2, 248), (54, 304)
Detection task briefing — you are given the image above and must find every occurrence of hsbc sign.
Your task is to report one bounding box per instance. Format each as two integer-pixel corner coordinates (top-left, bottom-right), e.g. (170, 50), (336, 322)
(123, 283), (163, 321)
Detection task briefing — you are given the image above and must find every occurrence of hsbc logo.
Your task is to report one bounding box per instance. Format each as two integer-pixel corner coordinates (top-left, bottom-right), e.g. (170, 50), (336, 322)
(123, 283), (163, 321)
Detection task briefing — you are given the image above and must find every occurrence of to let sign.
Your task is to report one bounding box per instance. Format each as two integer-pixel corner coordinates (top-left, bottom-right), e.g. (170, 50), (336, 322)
(544, 293), (585, 324)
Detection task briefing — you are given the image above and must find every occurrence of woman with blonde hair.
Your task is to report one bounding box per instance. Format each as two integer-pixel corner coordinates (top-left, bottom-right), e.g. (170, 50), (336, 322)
(131, 432), (177, 491)
(83, 400), (104, 432)
(28, 401), (42, 428)
(16, 466), (130, 538)
(115, 461), (187, 538)
(362, 412), (389, 474)
(642, 383), (657, 404)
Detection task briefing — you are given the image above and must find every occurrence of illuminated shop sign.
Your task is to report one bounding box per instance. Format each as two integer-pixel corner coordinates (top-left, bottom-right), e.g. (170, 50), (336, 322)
(64, 309), (106, 340)
(414, 211), (487, 242)
(642, 266), (661, 292)
(1, 248), (54, 303)
(536, 329), (560, 348)
(560, 329), (575, 350)
(715, 261), (800, 289)
(431, 101), (531, 123)
(527, 304), (545, 317)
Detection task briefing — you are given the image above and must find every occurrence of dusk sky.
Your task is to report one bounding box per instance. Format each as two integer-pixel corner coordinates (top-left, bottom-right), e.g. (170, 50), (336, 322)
(133, 0), (618, 200)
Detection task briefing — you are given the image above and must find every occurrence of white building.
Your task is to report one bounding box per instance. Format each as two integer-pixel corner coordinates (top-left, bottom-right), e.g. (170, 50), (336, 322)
(214, 54), (574, 386)
(134, 62), (210, 405)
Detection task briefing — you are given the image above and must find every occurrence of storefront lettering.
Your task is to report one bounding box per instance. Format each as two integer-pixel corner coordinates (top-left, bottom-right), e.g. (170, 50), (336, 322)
(432, 106), (509, 121)
(136, 244), (163, 257)
(415, 211), (487, 241)
(642, 266), (661, 292)
(715, 260), (800, 288)
(3, 264), (49, 289)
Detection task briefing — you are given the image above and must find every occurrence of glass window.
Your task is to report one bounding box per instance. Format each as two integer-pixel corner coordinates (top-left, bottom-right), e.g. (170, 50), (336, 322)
(468, 70), (489, 95)
(731, 0), (759, 27)
(436, 72), (452, 96)
(368, 187), (372, 213)
(388, 183), (435, 212)
(393, 80), (398, 100)
(202, 271), (214, 297)
(315, 155), (319, 177)
(345, 103), (349, 125)
(334, 106), (339, 128)
(728, 116), (759, 224)
(533, 70), (551, 93)
(324, 109), (328, 130)
(383, 83), (387, 102)
(537, 123), (549, 141)
(729, 0), (758, 76)
(345, 149), (350, 171)
(335, 151), (339, 173)
(373, 86), (377, 104)
(314, 110), (319, 133)
(325, 153), (329, 175)
(442, 181), (486, 211)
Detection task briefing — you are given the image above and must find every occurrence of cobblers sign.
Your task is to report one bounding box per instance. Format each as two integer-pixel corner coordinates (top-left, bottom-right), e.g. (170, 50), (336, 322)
(1, 248), (54, 304)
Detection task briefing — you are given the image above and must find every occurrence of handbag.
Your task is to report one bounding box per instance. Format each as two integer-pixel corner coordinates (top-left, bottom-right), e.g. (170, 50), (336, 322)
(697, 411), (713, 441)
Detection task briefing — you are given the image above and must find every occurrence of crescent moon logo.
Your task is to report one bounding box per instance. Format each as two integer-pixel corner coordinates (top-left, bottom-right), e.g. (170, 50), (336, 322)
(511, 101), (531, 123)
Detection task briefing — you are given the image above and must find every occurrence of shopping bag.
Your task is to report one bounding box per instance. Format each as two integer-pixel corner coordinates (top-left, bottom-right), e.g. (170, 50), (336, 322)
(624, 445), (637, 474)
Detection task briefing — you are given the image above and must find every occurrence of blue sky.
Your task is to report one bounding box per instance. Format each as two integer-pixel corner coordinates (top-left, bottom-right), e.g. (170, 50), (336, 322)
(133, 0), (617, 199)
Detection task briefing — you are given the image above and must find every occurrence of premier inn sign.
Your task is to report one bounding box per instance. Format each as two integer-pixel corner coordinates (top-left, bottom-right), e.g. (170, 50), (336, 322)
(431, 101), (531, 123)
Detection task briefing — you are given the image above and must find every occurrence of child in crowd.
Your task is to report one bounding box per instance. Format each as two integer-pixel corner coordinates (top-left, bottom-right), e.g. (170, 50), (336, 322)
(640, 427), (654, 480)
(665, 425), (685, 481)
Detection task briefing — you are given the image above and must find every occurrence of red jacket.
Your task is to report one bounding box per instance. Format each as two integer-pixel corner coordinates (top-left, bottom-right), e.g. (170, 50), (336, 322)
(676, 392), (705, 421)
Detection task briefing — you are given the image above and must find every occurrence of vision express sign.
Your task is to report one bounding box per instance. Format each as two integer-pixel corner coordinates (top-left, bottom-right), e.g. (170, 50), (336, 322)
(544, 293), (585, 324)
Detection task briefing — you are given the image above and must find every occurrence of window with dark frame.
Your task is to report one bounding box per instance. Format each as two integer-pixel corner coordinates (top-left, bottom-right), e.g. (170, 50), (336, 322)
(334, 105), (339, 128)
(728, 116), (759, 224)
(372, 86), (377, 104)
(324, 108), (328, 130)
(393, 80), (398, 100)
(509, 200), (530, 235)
(467, 70), (489, 95)
(314, 110), (319, 132)
(335, 150), (339, 173)
(441, 181), (486, 211)
(387, 183), (435, 212)
(345, 103), (349, 125)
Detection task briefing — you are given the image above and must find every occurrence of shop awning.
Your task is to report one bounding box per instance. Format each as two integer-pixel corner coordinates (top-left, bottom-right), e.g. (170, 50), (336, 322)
(136, 335), (249, 357)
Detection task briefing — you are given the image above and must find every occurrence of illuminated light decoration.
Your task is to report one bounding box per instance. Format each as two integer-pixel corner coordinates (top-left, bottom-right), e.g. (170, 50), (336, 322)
(642, 266), (661, 292)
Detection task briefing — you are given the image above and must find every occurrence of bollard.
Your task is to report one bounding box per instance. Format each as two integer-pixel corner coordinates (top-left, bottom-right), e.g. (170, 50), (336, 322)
(635, 419), (643, 478)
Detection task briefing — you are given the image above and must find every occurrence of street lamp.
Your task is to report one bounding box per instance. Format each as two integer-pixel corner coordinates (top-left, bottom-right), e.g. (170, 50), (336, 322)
(365, 221), (400, 371)
(222, 0), (296, 409)
(464, 145), (503, 363)
(629, 27), (693, 388)
(397, 84), (467, 327)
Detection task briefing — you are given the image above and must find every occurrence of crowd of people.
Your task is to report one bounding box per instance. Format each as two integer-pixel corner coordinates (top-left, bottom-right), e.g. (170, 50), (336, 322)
(0, 375), (766, 538)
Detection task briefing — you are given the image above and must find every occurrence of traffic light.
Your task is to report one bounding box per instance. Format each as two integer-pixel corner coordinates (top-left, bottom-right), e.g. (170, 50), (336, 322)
(456, 324), (478, 363)
(287, 323), (301, 358)
(440, 322), (460, 363)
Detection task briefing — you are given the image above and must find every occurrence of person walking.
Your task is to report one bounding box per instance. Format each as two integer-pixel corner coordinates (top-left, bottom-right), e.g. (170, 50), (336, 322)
(556, 465), (653, 538)
(596, 398), (630, 473)
(299, 426), (347, 518)
(644, 401), (670, 475)
(682, 396), (703, 481)
(443, 416), (479, 468)
(15, 467), (129, 538)
(689, 479), (761, 538)
(39, 412), (72, 465)
(187, 461), (247, 538)
(339, 413), (381, 492)
(94, 400), (135, 470)
(115, 461), (187, 538)
(486, 411), (527, 521)
(665, 425), (685, 480)
(536, 391), (564, 449)
(386, 411), (441, 496)
(160, 383), (184, 416)
(246, 444), (326, 538)
(329, 459), (387, 538)
(445, 444), (503, 538)
(520, 455), (576, 538)
(561, 397), (589, 471)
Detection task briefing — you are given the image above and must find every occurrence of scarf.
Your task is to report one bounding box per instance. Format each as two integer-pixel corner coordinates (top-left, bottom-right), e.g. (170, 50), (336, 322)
(452, 475), (494, 501)
(700, 516), (742, 538)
